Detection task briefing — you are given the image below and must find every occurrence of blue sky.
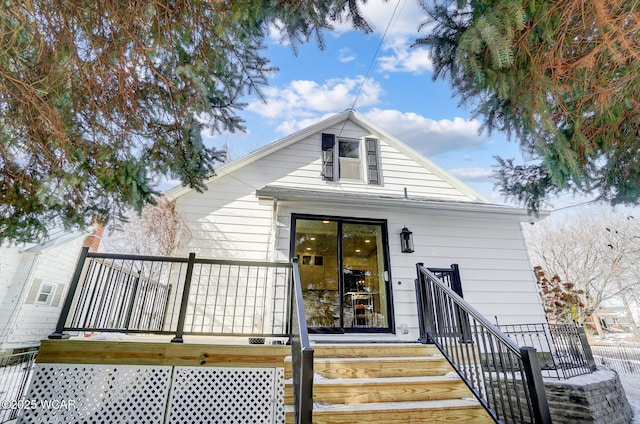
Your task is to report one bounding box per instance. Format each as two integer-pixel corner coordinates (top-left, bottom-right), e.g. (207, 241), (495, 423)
(201, 1), (526, 204)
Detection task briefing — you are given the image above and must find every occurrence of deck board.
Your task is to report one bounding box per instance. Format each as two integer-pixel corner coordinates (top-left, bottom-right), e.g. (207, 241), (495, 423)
(37, 340), (290, 367)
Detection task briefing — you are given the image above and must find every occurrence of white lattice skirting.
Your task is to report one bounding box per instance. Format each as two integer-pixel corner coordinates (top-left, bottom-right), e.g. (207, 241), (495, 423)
(18, 365), (285, 424)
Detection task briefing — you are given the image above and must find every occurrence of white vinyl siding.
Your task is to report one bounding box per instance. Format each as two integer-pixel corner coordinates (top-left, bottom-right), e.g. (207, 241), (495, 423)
(174, 172), (275, 260)
(271, 201), (545, 341)
(1, 235), (84, 350)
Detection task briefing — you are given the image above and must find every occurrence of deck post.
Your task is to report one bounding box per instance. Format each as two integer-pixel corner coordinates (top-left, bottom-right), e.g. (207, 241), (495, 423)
(123, 274), (141, 331)
(171, 252), (196, 343)
(577, 326), (597, 372)
(415, 263), (428, 344)
(450, 265), (472, 343)
(520, 346), (552, 424)
(419, 264), (439, 342)
(49, 247), (90, 339)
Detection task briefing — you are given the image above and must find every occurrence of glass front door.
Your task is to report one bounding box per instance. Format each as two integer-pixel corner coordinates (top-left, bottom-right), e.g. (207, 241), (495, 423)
(293, 216), (391, 332)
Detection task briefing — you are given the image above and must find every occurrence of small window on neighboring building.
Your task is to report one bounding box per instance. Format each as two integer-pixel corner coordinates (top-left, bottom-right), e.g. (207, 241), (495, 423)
(35, 282), (56, 305)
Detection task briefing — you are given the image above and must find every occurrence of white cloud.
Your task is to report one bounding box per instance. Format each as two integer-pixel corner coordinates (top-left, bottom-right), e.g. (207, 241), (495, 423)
(363, 108), (486, 155)
(377, 40), (432, 74)
(354, 0), (426, 38)
(340, 2), (432, 75)
(267, 1), (425, 44)
(338, 48), (357, 63)
(449, 167), (495, 182)
(247, 76), (384, 123)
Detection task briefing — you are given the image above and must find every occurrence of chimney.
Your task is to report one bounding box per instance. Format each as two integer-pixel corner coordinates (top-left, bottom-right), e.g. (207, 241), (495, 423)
(83, 223), (104, 252)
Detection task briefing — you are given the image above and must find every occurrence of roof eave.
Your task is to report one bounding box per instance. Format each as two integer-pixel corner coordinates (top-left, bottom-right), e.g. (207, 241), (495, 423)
(256, 186), (548, 223)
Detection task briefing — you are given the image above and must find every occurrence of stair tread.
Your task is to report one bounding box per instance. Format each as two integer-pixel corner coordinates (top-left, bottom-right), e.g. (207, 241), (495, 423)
(287, 374), (461, 385)
(311, 343), (428, 348)
(307, 355), (444, 362)
(319, 355), (442, 359)
(285, 398), (482, 413)
(296, 344), (442, 359)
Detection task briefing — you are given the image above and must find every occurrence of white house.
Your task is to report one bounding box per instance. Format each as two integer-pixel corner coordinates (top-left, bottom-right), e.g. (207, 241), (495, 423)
(164, 109), (547, 341)
(0, 227), (101, 353)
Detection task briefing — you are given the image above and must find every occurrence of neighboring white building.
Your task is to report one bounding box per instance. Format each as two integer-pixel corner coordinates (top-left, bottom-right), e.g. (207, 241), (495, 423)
(165, 109), (547, 341)
(0, 227), (101, 353)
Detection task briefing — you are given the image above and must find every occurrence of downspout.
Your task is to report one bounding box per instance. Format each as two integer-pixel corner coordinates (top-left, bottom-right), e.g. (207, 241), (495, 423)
(266, 197), (279, 261)
(263, 197), (279, 333)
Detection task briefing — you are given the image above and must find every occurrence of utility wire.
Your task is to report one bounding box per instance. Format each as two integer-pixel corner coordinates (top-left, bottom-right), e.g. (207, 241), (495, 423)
(549, 199), (600, 213)
(349, 0), (404, 111)
(338, 0), (404, 139)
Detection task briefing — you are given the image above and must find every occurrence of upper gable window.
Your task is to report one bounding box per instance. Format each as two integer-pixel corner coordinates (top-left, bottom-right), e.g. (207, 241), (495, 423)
(322, 133), (381, 185)
(338, 139), (361, 180)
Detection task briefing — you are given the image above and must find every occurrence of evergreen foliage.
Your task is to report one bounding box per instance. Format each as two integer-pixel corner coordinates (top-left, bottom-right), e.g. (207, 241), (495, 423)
(415, 0), (640, 214)
(0, 0), (372, 243)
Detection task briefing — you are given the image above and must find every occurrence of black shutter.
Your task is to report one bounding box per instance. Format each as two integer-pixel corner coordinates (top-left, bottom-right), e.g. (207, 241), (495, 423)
(322, 133), (335, 181)
(365, 138), (380, 185)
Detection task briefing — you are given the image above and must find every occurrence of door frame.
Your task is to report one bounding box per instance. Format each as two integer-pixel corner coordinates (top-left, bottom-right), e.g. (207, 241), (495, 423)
(290, 213), (395, 334)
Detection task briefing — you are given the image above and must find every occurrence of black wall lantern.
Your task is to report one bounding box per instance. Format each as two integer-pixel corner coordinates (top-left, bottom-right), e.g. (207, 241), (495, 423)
(400, 226), (414, 253)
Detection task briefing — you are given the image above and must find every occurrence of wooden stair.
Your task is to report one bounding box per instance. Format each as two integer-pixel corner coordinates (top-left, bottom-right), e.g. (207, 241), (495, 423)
(284, 343), (493, 424)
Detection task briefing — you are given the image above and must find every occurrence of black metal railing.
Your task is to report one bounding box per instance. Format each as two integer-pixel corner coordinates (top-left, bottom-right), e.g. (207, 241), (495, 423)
(50, 247), (293, 341)
(591, 343), (640, 374)
(49, 248), (312, 423)
(428, 264), (464, 298)
(289, 257), (314, 424)
(0, 350), (38, 423)
(498, 322), (596, 379)
(416, 264), (551, 424)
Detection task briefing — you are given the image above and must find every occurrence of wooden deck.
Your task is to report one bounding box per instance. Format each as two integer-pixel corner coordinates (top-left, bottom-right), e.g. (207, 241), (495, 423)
(34, 340), (492, 424)
(37, 339), (291, 368)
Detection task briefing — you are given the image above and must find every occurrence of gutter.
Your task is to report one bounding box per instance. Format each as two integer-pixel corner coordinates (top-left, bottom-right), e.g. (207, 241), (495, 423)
(256, 187), (549, 223)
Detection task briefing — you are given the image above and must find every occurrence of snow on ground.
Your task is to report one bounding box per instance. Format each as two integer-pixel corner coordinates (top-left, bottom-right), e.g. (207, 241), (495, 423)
(620, 373), (640, 423)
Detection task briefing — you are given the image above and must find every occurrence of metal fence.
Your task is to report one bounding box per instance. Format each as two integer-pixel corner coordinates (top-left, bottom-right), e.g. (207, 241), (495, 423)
(415, 264), (551, 424)
(0, 350), (38, 423)
(50, 247), (293, 341)
(498, 323), (596, 379)
(591, 344), (640, 375)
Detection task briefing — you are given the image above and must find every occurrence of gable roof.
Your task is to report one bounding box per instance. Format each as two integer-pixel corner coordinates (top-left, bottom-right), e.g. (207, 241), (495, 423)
(1, 227), (89, 254)
(164, 109), (491, 203)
